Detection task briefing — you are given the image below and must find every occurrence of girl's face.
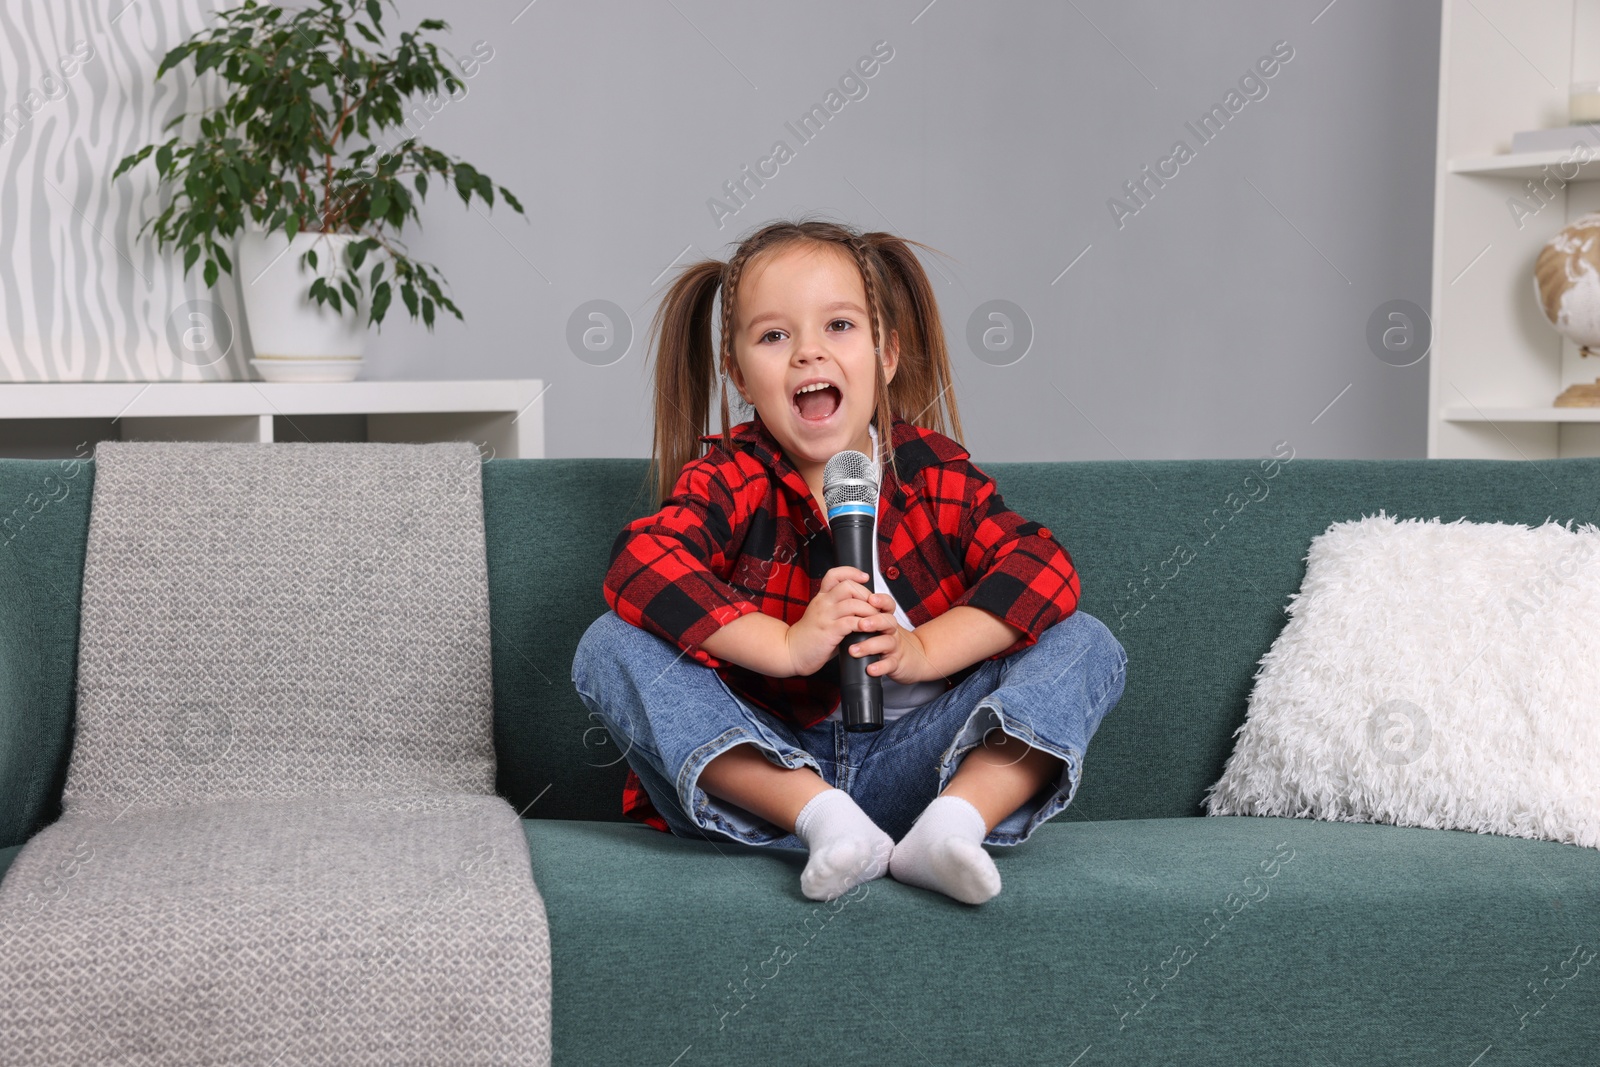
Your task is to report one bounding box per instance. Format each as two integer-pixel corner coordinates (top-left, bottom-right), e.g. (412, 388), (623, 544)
(727, 242), (899, 488)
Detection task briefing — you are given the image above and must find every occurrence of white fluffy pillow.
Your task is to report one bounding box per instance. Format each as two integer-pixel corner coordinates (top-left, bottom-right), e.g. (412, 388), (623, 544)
(1205, 512), (1600, 849)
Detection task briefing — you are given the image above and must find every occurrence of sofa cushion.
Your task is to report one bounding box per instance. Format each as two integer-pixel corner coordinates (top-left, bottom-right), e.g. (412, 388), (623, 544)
(1207, 513), (1600, 849)
(525, 814), (1600, 1064)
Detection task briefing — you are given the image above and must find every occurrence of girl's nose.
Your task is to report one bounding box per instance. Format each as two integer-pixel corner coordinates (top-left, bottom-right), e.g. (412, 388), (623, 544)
(793, 335), (830, 362)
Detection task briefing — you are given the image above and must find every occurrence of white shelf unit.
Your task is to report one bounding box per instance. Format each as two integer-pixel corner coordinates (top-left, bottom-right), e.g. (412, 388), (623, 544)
(0, 380), (547, 459)
(1431, 0), (1600, 458)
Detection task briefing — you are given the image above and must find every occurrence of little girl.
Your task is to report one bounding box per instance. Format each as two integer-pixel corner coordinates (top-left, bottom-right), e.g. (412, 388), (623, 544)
(571, 218), (1127, 905)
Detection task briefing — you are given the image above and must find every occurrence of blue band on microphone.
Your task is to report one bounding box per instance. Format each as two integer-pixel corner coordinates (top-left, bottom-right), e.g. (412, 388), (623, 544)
(826, 501), (875, 521)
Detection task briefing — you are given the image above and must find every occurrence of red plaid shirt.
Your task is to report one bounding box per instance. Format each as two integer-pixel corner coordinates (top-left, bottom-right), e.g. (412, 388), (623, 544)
(602, 411), (1081, 831)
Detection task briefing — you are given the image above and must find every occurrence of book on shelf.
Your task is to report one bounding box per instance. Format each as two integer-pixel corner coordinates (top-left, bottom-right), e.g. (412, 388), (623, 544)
(1509, 123), (1600, 154)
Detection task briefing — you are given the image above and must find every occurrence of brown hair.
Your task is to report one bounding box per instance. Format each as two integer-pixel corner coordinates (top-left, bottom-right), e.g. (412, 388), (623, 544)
(642, 216), (964, 506)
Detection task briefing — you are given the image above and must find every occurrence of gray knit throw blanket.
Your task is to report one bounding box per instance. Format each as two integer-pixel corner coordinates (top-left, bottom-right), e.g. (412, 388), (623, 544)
(0, 441), (552, 1065)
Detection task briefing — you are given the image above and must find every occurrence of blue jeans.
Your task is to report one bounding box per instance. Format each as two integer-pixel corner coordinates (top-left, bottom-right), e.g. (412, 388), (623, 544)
(570, 608), (1127, 848)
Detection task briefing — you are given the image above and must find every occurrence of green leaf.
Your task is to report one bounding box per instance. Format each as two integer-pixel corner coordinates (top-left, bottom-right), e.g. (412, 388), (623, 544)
(340, 279), (358, 307)
(215, 245), (233, 274)
(111, 146), (152, 181)
(370, 261), (385, 287)
(414, 172), (427, 198)
(184, 244), (200, 274)
(421, 297), (434, 329)
(401, 282), (418, 317)
(203, 258), (218, 288)
(306, 248), (318, 270)
(370, 279), (392, 324)
(221, 166), (240, 199)
(156, 144), (172, 176)
(155, 44), (191, 79)
(366, 0), (382, 29)
(453, 166), (475, 206)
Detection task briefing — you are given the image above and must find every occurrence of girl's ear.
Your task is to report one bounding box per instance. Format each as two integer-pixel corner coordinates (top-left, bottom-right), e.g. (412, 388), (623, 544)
(726, 357), (750, 405)
(881, 328), (901, 384)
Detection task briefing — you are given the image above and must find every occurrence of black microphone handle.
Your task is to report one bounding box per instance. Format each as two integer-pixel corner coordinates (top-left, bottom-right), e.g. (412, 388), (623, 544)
(830, 511), (883, 732)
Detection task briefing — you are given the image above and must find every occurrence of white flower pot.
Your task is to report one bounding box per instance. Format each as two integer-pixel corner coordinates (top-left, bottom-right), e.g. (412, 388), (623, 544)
(236, 230), (371, 381)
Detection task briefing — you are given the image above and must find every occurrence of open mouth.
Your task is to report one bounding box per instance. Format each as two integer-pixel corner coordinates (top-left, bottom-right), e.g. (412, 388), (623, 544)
(793, 383), (842, 422)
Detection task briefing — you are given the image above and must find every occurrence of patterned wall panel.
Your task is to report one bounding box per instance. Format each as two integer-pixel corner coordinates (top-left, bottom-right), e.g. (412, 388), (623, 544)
(1, 1), (248, 381)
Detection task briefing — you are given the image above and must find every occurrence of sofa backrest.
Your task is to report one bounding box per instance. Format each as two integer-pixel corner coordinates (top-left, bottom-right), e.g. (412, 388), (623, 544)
(5, 451), (1600, 847)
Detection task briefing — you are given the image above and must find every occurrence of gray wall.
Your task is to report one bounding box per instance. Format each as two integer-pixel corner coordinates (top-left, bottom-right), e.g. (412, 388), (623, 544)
(5, 0), (1441, 461)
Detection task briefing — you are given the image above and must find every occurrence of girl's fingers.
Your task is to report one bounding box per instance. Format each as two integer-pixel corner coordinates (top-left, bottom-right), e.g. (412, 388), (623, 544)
(831, 581), (887, 607)
(852, 634), (895, 656)
(837, 598), (879, 621)
(844, 614), (895, 640)
(821, 571), (868, 595)
(839, 614), (871, 639)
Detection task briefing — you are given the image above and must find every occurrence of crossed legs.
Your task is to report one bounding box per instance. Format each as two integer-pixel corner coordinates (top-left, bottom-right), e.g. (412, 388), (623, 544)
(699, 727), (1061, 834)
(700, 728), (1064, 903)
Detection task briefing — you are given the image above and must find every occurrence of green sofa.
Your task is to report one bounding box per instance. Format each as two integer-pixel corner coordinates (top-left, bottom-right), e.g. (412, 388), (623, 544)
(3, 450), (1598, 1065)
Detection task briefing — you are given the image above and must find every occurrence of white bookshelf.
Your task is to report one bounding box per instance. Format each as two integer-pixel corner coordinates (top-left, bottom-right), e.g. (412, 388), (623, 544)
(0, 380), (547, 459)
(1431, 0), (1600, 458)
(1448, 149), (1600, 179)
(1442, 404), (1600, 422)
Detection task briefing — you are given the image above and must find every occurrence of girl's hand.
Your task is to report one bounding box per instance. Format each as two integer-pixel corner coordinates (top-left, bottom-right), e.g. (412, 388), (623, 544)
(844, 601), (937, 685)
(784, 566), (893, 678)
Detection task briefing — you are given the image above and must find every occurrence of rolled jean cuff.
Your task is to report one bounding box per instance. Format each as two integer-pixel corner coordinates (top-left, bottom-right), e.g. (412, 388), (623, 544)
(678, 725), (821, 848)
(936, 697), (1083, 847)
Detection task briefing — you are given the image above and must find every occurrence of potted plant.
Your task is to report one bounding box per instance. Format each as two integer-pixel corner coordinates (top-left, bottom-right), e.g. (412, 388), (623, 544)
(113, 0), (525, 382)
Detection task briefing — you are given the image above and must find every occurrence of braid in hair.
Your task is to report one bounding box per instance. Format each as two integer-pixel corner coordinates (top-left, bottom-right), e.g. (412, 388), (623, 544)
(839, 235), (902, 493)
(716, 245), (755, 459)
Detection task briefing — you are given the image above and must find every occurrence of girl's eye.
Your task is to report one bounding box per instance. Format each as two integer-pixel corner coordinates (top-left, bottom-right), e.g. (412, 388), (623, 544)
(756, 320), (853, 344)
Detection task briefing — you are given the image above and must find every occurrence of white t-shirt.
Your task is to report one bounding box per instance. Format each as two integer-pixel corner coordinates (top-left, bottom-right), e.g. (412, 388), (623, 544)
(823, 422), (948, 723)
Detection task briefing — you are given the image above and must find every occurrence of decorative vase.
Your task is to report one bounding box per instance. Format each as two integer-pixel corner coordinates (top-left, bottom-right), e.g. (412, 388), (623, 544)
(236, 229), (370, 382)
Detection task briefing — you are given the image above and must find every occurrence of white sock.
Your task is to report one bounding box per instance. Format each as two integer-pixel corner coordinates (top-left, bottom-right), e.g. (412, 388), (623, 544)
(793, 788), (893, 901)
(888, 794), (1002, 905)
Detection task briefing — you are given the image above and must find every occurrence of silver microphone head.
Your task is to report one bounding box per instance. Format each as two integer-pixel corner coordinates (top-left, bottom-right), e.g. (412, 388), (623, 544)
(823, 449), (878, 515)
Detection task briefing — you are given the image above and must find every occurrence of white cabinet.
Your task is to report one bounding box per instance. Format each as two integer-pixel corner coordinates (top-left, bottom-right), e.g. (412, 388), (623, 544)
(0, 380), (547, 459)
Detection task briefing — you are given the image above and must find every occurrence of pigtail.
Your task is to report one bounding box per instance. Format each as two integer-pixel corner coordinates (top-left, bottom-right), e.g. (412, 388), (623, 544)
(865, 231), (965, 448)
(716, 244), (756, 474)
(645, 259), (725, 506)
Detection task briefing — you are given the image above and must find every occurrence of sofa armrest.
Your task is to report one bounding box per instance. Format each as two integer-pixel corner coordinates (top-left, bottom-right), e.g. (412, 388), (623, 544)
(0, 457), (94, 850)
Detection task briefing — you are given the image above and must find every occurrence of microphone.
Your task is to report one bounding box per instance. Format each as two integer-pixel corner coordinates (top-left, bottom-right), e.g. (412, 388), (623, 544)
(823, 448), (883, 732)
